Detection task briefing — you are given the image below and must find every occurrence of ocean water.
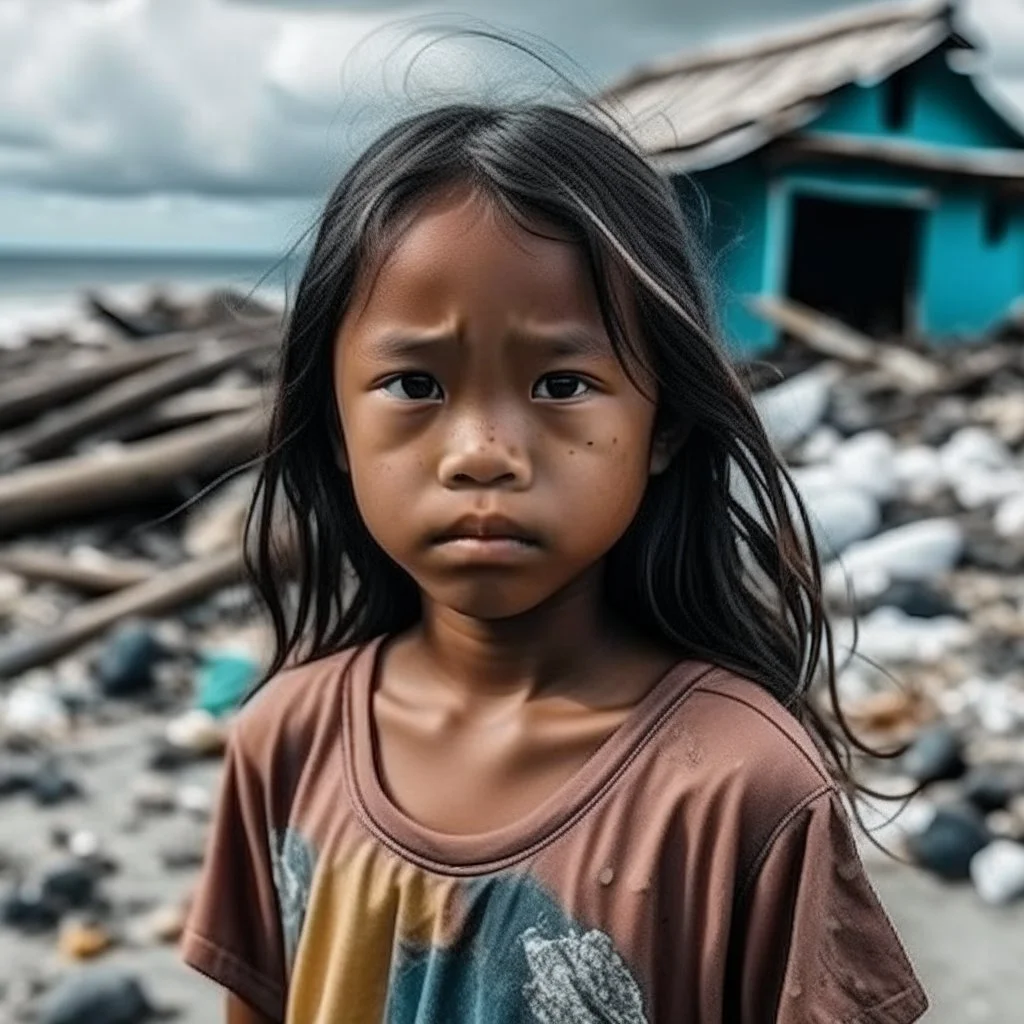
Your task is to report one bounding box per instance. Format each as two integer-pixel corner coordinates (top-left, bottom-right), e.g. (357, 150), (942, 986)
(0, 251), (298, 343)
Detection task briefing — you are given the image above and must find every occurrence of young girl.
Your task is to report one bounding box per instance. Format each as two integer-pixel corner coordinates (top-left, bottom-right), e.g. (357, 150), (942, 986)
(182, 101), (927, 1023)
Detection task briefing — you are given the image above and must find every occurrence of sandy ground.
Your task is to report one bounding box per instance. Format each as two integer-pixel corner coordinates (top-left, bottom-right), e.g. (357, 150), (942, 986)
(0, 716), (1020, 1023)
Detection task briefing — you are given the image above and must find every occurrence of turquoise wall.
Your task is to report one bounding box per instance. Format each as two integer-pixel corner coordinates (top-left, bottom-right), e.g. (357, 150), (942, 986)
(687, 52), (1024, 353)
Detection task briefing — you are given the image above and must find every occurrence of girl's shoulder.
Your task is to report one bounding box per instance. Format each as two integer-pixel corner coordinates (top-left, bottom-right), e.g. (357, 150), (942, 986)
(226, 641), (373, 767)
(660, 662), (839, 830)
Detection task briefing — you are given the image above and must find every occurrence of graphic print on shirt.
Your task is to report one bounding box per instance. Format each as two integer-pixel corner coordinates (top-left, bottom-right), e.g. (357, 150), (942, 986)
(268, 827), (317, 970)
(385, 872), (649, 1024)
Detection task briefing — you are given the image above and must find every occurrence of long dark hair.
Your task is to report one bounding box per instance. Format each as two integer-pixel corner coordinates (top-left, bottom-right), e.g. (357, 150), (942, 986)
(245, 100), (877, 796)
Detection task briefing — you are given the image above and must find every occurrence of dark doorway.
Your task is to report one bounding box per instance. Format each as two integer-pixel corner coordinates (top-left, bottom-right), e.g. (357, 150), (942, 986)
(784, 194), (922, 338)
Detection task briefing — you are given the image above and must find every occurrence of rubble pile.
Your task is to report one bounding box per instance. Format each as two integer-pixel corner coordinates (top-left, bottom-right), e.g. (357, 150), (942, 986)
(752, 297), (1024, 907)
(0, 289), (1023, 1018)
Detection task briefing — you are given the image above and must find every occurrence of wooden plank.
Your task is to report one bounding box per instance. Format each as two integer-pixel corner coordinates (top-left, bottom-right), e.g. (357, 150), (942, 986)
(0, 335), (275, 466)
(0, 549), (244, 679)
(747, 295), (947, 393)
(0, 410), (268, 537)
(0, 548), (157, 594)
(0, 321), (276, 431)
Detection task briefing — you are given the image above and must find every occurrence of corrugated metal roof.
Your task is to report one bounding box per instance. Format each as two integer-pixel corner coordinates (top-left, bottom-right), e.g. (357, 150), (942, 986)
(598, 0), (965, 171)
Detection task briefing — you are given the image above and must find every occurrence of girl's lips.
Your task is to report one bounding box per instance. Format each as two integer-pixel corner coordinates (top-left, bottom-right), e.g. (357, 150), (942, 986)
(432, 513), (541, 546)
(430, 535), (541, 564)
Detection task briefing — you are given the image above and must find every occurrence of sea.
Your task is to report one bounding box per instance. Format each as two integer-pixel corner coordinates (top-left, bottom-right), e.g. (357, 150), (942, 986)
(0, 250), (299, 346)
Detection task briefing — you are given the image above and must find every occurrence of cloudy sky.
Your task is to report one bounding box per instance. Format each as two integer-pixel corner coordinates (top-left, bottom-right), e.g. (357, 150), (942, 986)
(2, 0), (1023, 254)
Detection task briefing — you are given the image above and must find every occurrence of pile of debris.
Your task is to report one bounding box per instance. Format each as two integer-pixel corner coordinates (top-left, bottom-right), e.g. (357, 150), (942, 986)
(751, 296), (1024, 907)
(2, 287), (1024, 1019)
(0, 287), (278, 1023)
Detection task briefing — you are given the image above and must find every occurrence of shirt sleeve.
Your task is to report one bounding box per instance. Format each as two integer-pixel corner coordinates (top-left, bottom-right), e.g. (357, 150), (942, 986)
(180, 727), (287, 1021)
(737, 788), (928, 1024)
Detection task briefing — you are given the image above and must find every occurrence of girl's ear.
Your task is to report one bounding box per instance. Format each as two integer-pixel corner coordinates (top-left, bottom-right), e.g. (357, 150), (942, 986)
(649, 422), (692, 475)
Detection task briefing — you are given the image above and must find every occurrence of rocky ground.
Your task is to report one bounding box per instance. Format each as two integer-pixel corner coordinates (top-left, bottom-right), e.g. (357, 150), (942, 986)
(2, 291), (1024, 1021)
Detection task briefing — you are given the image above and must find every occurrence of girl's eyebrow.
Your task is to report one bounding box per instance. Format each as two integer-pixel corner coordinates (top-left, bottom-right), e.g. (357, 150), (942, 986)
(368, 326), (610, 361)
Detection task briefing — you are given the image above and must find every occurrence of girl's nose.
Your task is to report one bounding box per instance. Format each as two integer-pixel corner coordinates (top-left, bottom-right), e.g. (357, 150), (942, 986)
(437, 428), (532, 490)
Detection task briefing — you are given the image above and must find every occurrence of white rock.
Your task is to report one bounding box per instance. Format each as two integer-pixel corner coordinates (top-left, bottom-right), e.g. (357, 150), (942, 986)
(2, 677), (69, 740)
(830, 431), (899, 501)
(801, 487), (881, 559)
(995, 493), (1024, 539)
(68, 830), (102, 861)
(941, 426), (1013, 474)
(892, 445), (947, 503)
(165, 708), (227, 755)
(0, 571), (26, 616)
(824, 518), (964, 601)
(958, 678), (1024, 736)
(754, 365), (839, 451)
(952, 467), (1024, 510)
(177, 784), (213, 819)
(834, 607), (974, 664)
(796, 425), (842, 464)
(970, 840), (1024, 905)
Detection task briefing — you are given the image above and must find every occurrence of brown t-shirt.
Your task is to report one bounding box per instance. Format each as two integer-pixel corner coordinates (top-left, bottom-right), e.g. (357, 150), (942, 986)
(181, 636), (928, 1023)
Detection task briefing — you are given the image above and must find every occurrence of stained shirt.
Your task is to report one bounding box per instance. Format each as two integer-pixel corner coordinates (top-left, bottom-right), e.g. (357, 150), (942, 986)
(181, 636), (928, 1023)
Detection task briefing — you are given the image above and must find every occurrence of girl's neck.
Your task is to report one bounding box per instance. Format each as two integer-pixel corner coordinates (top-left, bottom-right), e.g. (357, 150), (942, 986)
(411, 566), (625, 704)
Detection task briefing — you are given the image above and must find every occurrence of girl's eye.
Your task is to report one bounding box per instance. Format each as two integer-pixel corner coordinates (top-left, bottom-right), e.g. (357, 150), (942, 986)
(381, 374), (443, 401)
(533, 374), (591, 401)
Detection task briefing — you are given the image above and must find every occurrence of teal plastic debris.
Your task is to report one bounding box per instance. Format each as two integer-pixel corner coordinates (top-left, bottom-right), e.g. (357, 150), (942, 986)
(195, 650), (258, 717)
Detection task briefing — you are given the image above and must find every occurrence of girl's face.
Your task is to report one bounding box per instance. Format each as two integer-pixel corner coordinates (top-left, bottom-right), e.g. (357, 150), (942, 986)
(334, 185), (670, 621)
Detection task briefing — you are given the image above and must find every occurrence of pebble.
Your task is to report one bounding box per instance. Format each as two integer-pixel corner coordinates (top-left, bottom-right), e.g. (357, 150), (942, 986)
(38, 969), (154, 1024)
(901, 724), (966, 784)
(0, 883), (61, 932)
(164, 708), (227, 757)
(95, 622), (164, 698)
(130, 775), (176, 816)
(830, 430), (899, 501)
(32, 762), (82, 807)
(176, 784), (212, 819)
(754, 364), (838, 450)
(159, 826), (208, 871)
(2, 679), (70, 742)
(969, 839), (1024, 905)
(59, 919), (113, 960)
(994, 492), (1024, 538)
(133, 902), (186, 945)
(906, 804), (990, 880)
(834, 606), (973, 664)
(798, 486), (880, 558)
(41, 861), (98, 911)
(824, 518), (965, 602)
(872, 580), (961, 619)
(963, 765), (1024, 813)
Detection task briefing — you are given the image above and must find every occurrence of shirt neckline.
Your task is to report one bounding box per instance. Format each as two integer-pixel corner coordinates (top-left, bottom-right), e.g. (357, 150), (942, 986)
(342, 633), (713, 874)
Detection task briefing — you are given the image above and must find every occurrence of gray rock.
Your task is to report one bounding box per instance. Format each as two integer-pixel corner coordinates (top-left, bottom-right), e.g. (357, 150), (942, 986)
(902, 724), (966, 785)
(39, 970), (153, 1024)
(906, 804), (990, 881)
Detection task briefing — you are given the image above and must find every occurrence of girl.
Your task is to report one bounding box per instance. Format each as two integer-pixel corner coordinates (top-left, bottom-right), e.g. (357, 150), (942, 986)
(182, 101), (927, 1023)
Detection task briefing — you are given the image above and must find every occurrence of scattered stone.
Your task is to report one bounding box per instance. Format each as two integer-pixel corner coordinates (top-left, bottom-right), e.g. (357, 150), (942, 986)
(872, 580), (961, 619)
(59, 918), (114, 960)
(906, 803), (990, 880)
(159, 827), (207, 871)
(38, 969), (154, 1024)
(824, 518), (965, 602)
(754, 364), (838, 450)
(195, 648), (258, 717)
(2, 677), (70, 742)
(32, 762), (82, 807)
(41, 861), (98, 911)
(835, 607), (973, 664)
(130, 774), (176, 816)
(969, 839), (1024, 905)
(1, 883), (61, 931)
(94, 622), (165, 698)
(901, 724), (966, 784)
(164, 709), (227, 758)
(176, 784), (212, 819)
(133, 902), (186, 945)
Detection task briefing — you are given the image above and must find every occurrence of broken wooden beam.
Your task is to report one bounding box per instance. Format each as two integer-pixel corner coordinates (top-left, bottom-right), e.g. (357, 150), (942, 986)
(0, 321), (276, 431)
(0, 549), (245, 679)
(0, 410), (268, 537)
(747, 295), (947, 394)
(0, 547), (157, 594)
(0, 335), (276, 466)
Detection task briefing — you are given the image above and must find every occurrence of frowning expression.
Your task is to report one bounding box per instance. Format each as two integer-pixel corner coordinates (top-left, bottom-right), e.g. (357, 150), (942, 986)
(334, 185), (668, 619)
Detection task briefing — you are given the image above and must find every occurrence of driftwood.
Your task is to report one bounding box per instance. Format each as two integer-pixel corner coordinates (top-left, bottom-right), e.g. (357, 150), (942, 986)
(0, 410), (268, 537)
(0, 549), (245, 679)
(0, 548), (157, 594)
(98, 386), (265, 444)
(747, 296), (948, 394)
(0, 335), (276, 466)
(0, 320), (276, 431)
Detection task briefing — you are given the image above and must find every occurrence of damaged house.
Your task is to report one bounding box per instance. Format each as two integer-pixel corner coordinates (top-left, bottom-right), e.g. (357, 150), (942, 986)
(603, 0), (1024, 352)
